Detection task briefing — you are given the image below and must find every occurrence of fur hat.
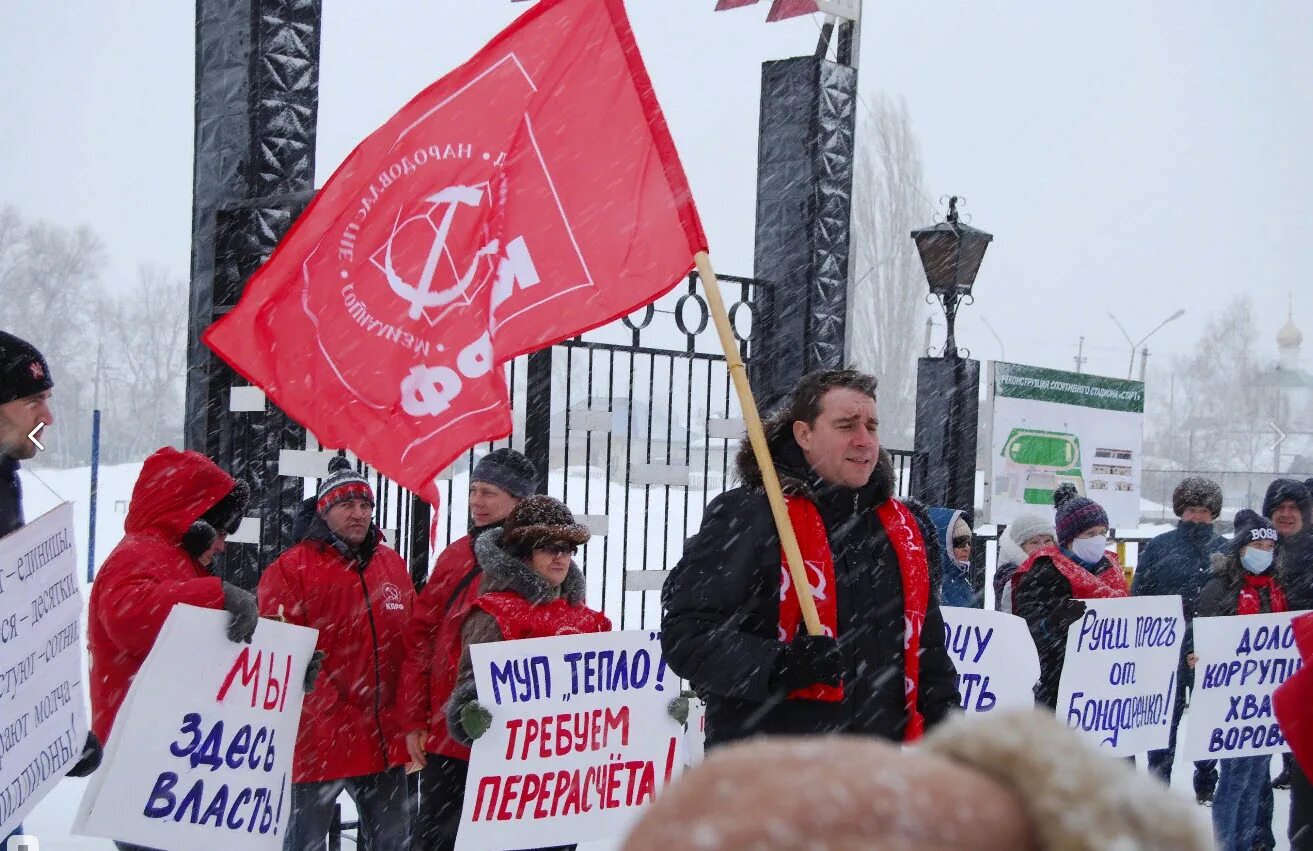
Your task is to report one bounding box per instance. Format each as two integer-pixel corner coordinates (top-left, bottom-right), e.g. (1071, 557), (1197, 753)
(181, 479), (249, 558)
(1007, 513), (1055, 548)
(0, 330), (53, 405)
(1228, 508), (1279, 555)
(317, 455), (374, 514)
(1262, 478), (1312, 522)
(472, 448), (537, 499)
(1172, 476), (1223, 519)
(501, 495), (589, 556)
(1054, 484), (1109, 547)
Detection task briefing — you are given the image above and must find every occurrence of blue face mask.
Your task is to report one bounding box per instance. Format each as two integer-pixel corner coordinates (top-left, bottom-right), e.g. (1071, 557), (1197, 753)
(1241, 548), (1274, 574)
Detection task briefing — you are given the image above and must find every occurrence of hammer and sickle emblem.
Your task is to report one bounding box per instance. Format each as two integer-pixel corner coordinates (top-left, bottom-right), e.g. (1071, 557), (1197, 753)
(383, 184), (499, 320)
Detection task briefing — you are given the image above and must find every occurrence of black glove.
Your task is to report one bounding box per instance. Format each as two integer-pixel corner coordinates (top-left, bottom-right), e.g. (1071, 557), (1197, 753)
(771, 634), (844, 692)
(1051, 598), (1088, 634)
(304, 650), (326, 692)
(65, 731), (103, 777)
(222, 582), (258, 644)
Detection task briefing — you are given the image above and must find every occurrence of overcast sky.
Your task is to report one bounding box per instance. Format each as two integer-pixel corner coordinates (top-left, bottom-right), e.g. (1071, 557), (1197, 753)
(2, 0), (1310, 382)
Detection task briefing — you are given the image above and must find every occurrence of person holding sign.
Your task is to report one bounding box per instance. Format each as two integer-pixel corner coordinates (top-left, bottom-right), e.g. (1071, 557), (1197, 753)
(1194, 509), (1288, 851)
(993, 513), (1056, 614)
(661, 368), (960, 746)
(443, 495), (611, 845)
(1011, 485), (1129, 708)
(1132, 477), (1226, 802)
(257, 456), (415, 851)
(400, 448), (537, 851)
(0, 330), (55, 537)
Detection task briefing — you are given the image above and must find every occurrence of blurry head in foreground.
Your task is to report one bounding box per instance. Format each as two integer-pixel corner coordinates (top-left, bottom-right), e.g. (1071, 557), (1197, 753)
(623, 710), (1212, 851)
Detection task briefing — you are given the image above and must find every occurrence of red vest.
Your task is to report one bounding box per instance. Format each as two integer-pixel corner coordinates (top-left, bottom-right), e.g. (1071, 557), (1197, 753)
(1011, 545), (1129, 599)
(780, 496), (932, 742)
(473, 591), (612, 640)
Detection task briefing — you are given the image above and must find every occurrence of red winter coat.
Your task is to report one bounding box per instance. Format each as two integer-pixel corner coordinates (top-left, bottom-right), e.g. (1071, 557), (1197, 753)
(398, 535), (484, 760)
(258, 517), (415, 783)
(87, 448), (232, 744)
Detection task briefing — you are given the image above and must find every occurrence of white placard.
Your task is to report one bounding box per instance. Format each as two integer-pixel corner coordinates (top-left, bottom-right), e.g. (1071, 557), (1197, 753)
(0, 504), (87, 837)
(941, 606), (1040, 713)
(456, 631), (683, 851)
(1182, 611), (1312, 761)
(1055, 595), (1184, 755)
(74, 605), (319, 851)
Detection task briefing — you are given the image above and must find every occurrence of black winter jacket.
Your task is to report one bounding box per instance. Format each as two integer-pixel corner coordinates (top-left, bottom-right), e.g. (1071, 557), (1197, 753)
(1013, 553), (1124, 709)
(0, 455), (23, 538)
(1130, 521), (1226, 653)
(1278, 529), (1313, 612)
(661, 432), (960, 747)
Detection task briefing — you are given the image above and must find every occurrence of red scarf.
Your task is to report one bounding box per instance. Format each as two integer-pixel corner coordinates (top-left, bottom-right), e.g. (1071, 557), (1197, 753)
(1011, 545), (1129, 600)
(779, 496), (931, 741)
(1237, 572), (1288, 615)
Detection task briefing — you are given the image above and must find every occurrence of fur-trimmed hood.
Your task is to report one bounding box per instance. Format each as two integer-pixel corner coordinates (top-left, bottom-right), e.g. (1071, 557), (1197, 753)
(733, 407), (897, 506)
(474, 527), (587, 605)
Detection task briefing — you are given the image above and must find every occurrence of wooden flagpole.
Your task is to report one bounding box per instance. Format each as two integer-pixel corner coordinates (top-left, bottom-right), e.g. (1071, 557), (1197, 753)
(694, 251), (822, 636)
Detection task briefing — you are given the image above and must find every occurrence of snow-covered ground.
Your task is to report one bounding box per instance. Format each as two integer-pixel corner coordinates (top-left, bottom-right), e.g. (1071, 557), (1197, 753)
(10, 461), (1295, 849)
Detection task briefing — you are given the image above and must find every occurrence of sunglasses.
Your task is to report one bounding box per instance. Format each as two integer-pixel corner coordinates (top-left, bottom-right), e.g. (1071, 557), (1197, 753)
(536, 542), (578, 556)
(952, 536), (973, 549)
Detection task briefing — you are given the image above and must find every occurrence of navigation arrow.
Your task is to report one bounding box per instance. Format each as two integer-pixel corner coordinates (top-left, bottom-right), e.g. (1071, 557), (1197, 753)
(1270, 421), (1288, 453)
(27, 421), (46, 451)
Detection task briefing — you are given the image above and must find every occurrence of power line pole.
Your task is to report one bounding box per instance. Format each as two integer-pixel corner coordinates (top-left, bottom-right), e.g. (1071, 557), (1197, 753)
(1139, 347), (1149, 383)
(1074, 336), (1087, 373)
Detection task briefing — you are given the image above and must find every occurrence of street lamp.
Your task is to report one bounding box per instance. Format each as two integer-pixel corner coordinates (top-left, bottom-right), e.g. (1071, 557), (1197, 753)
(911, 196), (994, 358)
(1109, 309), (1185, 379)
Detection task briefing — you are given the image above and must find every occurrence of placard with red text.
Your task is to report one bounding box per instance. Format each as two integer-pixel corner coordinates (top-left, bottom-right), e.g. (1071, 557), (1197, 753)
(74, 605), (319, 851)
(457, 630), (683, 850)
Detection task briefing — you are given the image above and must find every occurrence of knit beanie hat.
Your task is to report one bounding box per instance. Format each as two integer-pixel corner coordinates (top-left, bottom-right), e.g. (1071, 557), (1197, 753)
(1172, 477), (1223, 520)
(0, 330), (53, 404)
(317, 455), (374, 514)
(181, 479), (250, 558)
(472, 448), (537, 499)
(1008, 513), (1056, 548)
(1262, 478), (1312, 522)
(1228, 508), (1279, 555)
(1054, 484), (1109, 548)
(501, 495), (590, 557)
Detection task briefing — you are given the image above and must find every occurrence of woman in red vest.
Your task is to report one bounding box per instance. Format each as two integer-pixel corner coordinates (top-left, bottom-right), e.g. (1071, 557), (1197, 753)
(1012, 485), (1129, 708)
(441, 496), (611, 840)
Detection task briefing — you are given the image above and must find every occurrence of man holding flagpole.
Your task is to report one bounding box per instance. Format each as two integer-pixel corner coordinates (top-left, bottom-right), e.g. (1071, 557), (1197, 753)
(662, 368), (961, 746)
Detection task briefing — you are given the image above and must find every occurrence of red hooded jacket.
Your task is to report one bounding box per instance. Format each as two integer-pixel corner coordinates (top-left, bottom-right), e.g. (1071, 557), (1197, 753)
(87, 448), (232, 743)
(258, 512), (415, 783)
(397, 535), (484, 760)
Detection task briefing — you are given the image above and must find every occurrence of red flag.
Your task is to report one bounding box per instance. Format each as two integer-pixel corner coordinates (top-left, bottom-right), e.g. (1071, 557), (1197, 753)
(713, 0), (820, 19)
(203, 0), (706, 506)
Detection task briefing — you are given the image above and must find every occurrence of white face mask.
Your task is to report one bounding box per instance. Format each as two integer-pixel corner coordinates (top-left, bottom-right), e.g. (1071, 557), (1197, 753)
(1241, 548), (1274, 574)
(1071, 535), (1108, 565)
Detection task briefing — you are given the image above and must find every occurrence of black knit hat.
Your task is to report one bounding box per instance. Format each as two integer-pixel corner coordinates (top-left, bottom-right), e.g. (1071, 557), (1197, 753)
(501, 495), (590, 556)
(1173, 477), (1223, 519)
(1228, 508), (1279, 555)
(1262, 479), (1312, 521)
(472, 448), (536, 499)
(317, 455), (374, 514)
(181, 480), (250, 558)
(0, 330), (53, 405)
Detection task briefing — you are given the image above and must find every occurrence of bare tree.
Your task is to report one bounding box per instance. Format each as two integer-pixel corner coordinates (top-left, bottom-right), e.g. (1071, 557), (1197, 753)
(848, 97), (932, 448)
(97, 265), (189, 460)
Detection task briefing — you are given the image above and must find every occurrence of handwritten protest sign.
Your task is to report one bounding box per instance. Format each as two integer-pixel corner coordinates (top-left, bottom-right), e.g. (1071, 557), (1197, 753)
(457, 630), (683, 851)
(941, 606), (1040, 713)
(74, 605), (318, 851)
(1182, 611), (1311, 761)
(1055, 595), (1184, 755)
(0, 504), (87, 837)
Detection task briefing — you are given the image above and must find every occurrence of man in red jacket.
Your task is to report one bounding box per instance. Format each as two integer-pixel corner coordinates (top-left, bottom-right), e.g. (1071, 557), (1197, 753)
(87, 446), (257, 851)
(399, 448), (536, 851)
(259, 456), (415, 851)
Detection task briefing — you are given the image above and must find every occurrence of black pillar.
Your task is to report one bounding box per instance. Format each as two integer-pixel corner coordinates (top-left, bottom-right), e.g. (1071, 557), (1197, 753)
(186, 0), (323, 590)
(911, 356), (981, 518)
(750, 57), (856, 415)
